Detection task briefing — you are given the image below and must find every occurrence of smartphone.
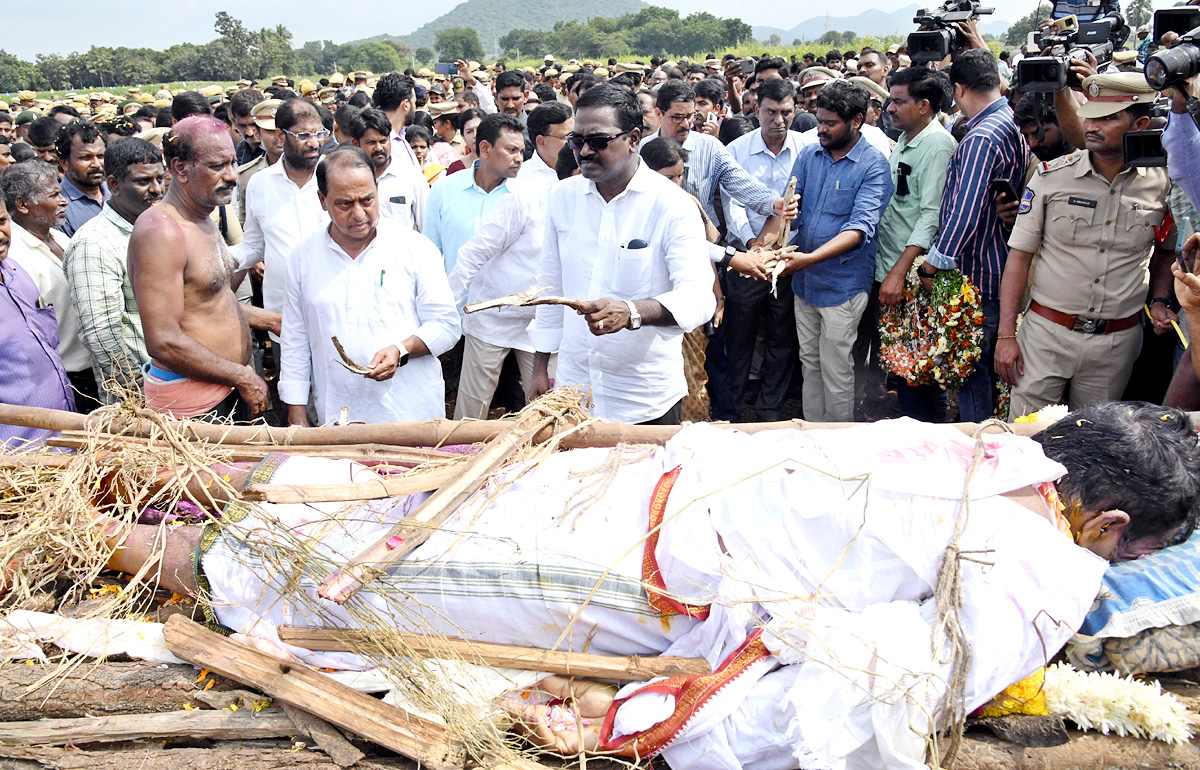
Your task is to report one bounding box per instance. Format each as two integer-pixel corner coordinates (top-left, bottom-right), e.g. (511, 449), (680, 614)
(740, 58), (755, 74)
(1178, 252), (1192, 275)
(992, 178), (1019, 202)
(434, 62), (455, 75)
(706, 111), (719, 125)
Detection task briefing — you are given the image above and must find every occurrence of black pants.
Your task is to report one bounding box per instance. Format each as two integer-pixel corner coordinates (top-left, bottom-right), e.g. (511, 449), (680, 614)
(67, 369), (100, 414)
(721, 273), (797, 422)
(193, 388), (255, 424)
(851, 280), (887, 411)
(639, 399), (683, 426)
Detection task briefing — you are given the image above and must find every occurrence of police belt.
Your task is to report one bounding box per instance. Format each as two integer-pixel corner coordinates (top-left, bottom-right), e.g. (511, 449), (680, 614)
(1029, 301), (1141, 335)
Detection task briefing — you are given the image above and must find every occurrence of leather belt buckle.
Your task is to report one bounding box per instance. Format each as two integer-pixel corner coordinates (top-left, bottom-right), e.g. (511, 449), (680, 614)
(1072, 317), (1106, 334)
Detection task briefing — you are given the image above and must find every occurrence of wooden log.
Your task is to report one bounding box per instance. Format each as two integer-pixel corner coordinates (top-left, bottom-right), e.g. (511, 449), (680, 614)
(0, 708), (297, 746)
(242, 464), (461, 505)
(281, 703), (364, 767)
(0, 662), (232, 721)
(319, 409), (562, 603)
(161, 615), (458, 770)
(0, 403), (1082, 452)
(276, 627), (711, 681)
(0, 744), (416, 770)
(0, 454), (74, 469)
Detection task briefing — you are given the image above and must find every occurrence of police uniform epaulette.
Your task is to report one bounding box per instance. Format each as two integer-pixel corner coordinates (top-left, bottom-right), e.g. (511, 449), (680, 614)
(237, 155), (266, 174)
(1035, 151), (1084, 175)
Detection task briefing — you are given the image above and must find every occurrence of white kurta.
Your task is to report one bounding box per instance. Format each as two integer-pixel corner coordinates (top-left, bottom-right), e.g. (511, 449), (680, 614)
(278, 220), (460, 424)
(201, 419), (1107, 770)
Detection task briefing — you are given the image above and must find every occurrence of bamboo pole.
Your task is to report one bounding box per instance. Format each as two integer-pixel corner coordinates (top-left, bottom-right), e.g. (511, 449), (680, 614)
(276, 626), (711, 681)
(319, 408), (564, 603)
(0, 403), (1070, 452)
(241, 463), (462, 504)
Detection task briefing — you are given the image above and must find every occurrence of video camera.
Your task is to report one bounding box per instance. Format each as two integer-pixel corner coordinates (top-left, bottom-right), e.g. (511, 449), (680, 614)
(1145, 8), (1200, 92)
(908, 0), (995, 65)
(1016, 11), (1129, 92)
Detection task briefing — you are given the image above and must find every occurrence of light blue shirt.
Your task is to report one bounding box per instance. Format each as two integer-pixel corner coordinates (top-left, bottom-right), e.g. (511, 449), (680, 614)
(1165, 111), (1200, 214)
(722, 128), (806, 248)
(423, 162), (517, 273)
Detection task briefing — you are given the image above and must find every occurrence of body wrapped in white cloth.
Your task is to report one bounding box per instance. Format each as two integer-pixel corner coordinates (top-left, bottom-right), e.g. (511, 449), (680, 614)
(197, 419), (1110, 770)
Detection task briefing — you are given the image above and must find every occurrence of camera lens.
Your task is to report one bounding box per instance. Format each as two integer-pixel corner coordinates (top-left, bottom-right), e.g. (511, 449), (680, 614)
(1145, 45), (1200, 90)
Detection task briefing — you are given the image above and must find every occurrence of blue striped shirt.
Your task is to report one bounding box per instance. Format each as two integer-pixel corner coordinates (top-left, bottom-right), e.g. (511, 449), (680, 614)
(926, 99), (1028, 300)
(0, 257), (75, 447)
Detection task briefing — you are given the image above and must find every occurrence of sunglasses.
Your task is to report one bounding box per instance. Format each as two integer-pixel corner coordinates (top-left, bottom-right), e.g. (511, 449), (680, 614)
(566, 130), (632, 152)
(281, 128), (332, 143)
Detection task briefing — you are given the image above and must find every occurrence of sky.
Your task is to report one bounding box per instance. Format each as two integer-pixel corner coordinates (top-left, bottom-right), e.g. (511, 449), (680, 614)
(3, 0), (1167, 60)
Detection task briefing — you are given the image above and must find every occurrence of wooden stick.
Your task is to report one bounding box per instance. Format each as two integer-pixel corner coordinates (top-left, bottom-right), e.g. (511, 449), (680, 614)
(331, 336), (371, 375)
(281, 703), (365, 767)
(276, 627), (711, 681)
(162, 615), (458, 770)
(0, 403), (1093, 451)
(464, 288), (590, 314)
(776, 176), (797, 247)
(241, 463), (461, 504)
(0, 708), (297, 746)
(319, 408), (562, 603)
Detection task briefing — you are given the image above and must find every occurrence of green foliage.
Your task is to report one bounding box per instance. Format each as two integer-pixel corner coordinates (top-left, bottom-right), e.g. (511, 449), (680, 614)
(1126, 0), (1152, 31)
(415, 47), (435, 64)
(1004, 3), (1053, 48)
(435, 27), (485, 61)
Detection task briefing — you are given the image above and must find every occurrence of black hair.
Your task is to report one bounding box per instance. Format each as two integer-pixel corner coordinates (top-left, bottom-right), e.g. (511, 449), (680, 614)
(655, 80), (695, 112)
(889, 66), (950, 114)
(610, 74), (637, 92)
(757, 77), (796, 106)
(315, 145), (376, 196)
(335, 104), (361, 135)
(1014, 91), (1059, 127)
(104, 136), (162, 182)
(569, 73), (602, 97)
(212, 103), (230, 126)
(575, 83), (643, 134)
(0, 112), (11, 125)
(859, 48), (886, 65)
(815, 80), (869, 123)
(475, 112), (524, 151)
(526, 101), (572, 140)
(405, 124), (434, 147)
(948, 48), (1001, 94)
(458, 107), (485, 134)
(275, 98), (320, 132)
(532, 83), (556, 103)
(100, 116), (139, 138)
(171, 91), (212, 122)
(55, 119), (106, 159)
(555, 142), (578, 179)
(10, 143), (35, 163)
(347, 90), (371, 108)
(48, 104), (80, 120)
(755, 56), (787, 77)
(495, 70), (525, 93)
(348, 107), (391, 140)
(1034, 402), (1200, 548)
(316, 103), (334, 133)
(640, 136), (687, 171)
(826, 49), (843, 60)
(373, 73), (415, 113)
(694, 78), (726, 108)
(410, 110), (434, 131)
(27, 116), (61, 149)
(155, 109), (173, 128)
(718, 116), (754, 145)
(133, 105), (158, 122)
(229, 88), (265, 120)
(457, 88), (480, 106)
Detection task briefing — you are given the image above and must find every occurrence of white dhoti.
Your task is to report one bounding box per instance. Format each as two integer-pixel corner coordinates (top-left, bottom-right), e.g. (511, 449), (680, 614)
(198, 419), (1109, 770)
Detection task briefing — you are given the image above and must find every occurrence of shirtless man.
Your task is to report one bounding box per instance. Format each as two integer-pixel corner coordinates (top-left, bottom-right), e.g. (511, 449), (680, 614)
(128, 116), (269, 420)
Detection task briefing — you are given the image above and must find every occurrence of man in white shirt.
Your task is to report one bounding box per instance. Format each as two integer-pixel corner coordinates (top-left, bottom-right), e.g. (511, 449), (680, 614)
(279, 147), (460, 426)
(233, 99), (329, 341)
(721, 77), (806, 422)
(517, 102), (572, 187)
(529, 84), (716, 425)
(0, 160), (96, 409)
(348, 107), (427, 232)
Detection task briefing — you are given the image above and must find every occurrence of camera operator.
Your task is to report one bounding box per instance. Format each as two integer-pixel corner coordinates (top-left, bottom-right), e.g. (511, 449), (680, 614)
(996, 73), (1177, 416)
(1163, 79), (1200, 215)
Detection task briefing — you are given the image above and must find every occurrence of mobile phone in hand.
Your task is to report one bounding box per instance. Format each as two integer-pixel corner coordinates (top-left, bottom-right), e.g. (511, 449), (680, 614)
(991, 178), (1019, 202)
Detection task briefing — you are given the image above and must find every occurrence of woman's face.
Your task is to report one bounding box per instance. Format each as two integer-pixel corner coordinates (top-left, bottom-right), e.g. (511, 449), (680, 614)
(409, 138), (429, 166)
(462, 118), (482, 156)
(654, 159), (684, 187)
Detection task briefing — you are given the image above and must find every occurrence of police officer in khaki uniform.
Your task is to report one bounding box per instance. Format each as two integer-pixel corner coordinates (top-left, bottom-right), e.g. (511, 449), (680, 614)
(995, 73), (1177, 416)
(236, 99), (282, 225)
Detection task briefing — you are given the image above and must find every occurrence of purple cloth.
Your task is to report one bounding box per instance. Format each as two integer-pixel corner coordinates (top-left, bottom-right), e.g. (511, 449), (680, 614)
(0, 257), (75, 447)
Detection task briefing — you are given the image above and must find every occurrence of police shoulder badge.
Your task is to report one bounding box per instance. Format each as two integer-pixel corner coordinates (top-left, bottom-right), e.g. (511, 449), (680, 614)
(1018, 187), (1035, 215)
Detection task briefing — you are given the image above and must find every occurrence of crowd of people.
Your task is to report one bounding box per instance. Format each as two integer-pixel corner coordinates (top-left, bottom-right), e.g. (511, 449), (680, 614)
(3, 20), (1200, 444)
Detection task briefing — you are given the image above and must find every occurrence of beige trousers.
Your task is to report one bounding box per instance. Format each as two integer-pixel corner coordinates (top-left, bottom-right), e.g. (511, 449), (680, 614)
(793, 292), (869, 423)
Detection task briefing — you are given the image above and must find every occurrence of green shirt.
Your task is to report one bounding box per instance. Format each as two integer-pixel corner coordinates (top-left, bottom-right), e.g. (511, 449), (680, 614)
(875, 119), (958, 282)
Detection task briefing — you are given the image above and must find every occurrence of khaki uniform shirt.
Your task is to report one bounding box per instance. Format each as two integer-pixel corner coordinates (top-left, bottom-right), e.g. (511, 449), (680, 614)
(1008, 150), (1171, 320)
(236, 154), (269, 226)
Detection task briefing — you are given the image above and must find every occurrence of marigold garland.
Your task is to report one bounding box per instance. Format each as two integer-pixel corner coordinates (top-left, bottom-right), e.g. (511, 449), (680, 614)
(879, 260), (985, 391)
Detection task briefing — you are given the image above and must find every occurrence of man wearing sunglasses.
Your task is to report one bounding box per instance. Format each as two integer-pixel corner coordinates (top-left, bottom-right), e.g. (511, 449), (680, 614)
(528, 84), (716, 425)
(233, 98), (330, 343)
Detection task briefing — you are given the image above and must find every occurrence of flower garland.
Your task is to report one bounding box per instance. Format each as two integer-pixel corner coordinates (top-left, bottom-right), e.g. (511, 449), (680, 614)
(879, 259), (985, 391)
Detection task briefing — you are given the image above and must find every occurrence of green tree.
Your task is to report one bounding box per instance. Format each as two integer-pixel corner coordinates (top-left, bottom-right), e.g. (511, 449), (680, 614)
(0, 49), (37, 91)
(500, 28), (550, 59)
(415, 46), (434, 64)
(767, 34), (782, 46)
(841, 30), (857, 47)
(214, 11), (254, 78)
(1126, 0), (1152, 31)
(434, 27), (484, 61)
(358, 41), (403, 73)
(820, 30), (841, 46)
(1004, 3), (1053, 48)
(36, 54), (71, 90)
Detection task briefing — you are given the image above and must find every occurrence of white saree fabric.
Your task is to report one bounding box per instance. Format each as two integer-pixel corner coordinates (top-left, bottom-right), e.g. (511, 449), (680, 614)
(200, 419), (1109, 770)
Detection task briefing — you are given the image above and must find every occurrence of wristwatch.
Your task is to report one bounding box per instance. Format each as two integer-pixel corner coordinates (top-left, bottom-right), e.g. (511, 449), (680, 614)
(918, 263), (939, 279)
(719, 245), (736, 272)
(624, 300), (642, 330)
(397, 343), (410, 368)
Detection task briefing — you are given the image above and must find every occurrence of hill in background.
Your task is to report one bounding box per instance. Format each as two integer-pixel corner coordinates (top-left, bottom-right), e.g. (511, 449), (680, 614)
(753, 4), (1012, 44)
(357, 0), (648, 55)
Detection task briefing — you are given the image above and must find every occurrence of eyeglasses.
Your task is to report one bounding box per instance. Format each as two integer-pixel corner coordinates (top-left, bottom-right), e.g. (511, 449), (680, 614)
(663, 112), (693, 124)
(565, 130), (631, 152)
(281, 128), (332, 143)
